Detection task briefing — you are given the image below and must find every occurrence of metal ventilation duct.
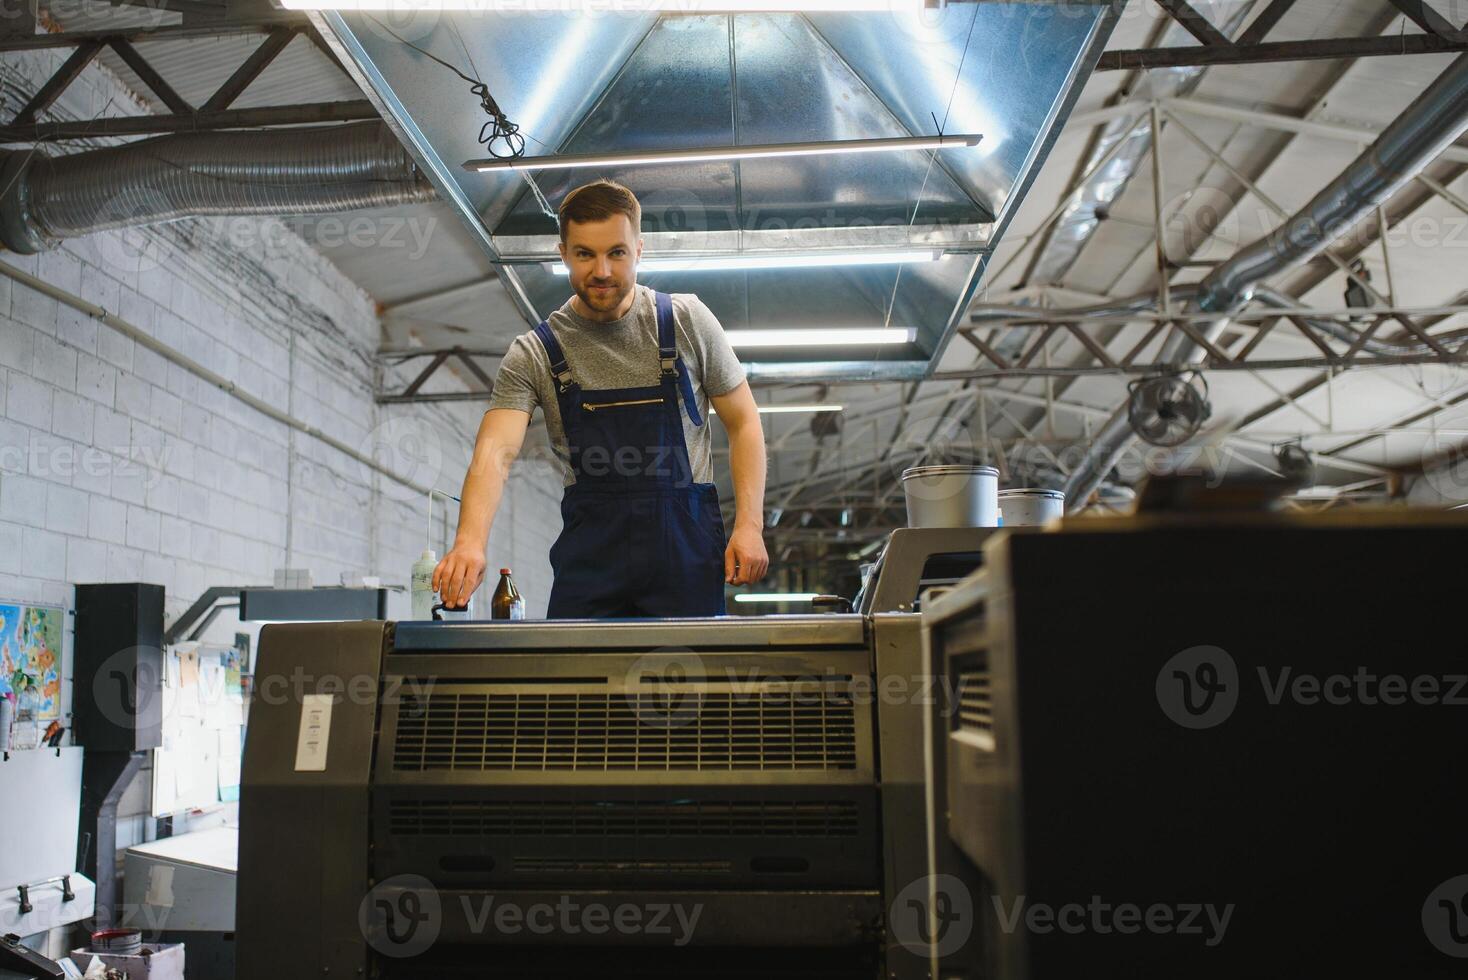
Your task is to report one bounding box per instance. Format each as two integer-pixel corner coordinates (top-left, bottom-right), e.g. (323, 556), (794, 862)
(1061, 52), (1468, 511)
(0, 122), (435, 254)
(311, 5), (1120, 380)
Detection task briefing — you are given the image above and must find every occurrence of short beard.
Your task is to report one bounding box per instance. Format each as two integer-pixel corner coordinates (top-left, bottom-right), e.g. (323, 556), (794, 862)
(575, 279), (633, 316)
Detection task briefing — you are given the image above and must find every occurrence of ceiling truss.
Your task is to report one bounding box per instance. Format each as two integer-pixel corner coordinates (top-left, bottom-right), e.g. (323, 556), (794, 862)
(0, 19), (376, 144)
(1099, 0), (1468, 70)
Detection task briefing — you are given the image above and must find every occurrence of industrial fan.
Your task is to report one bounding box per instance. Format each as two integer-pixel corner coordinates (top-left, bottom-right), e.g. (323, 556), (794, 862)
(1127, 372), (1211, 447)
(1274, 439), (1316, 485)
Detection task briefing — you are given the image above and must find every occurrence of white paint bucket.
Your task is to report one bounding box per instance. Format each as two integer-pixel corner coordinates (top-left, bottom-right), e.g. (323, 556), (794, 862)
(998, 488), (1066, 527)
(901, 465), (1000, 527)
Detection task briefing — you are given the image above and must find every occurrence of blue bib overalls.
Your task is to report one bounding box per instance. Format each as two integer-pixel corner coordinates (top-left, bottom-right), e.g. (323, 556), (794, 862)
(535, 290), (728, 619)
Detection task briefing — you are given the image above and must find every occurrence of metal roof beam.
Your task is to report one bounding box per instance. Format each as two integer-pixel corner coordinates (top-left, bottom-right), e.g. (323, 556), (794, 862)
(107, 39), (193, 115)
(1154, 0), (1235, 48)
(1099, 31), (1468, 70)
(1238, 0), (1298, 46)
(201, 25), (297, 113)
(1387, 0), (1465, 39)
(0, 20), (300, 52)
(1163, 95), (1468, 164)
(10, 41), (102, 128)
(0, 101), (379, 143)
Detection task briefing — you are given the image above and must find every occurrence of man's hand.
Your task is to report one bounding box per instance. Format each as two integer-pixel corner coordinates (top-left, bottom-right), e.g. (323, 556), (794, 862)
(432, 408), (529, 611)
(725, 524), (769, 585)
(433, 543), (486, 610)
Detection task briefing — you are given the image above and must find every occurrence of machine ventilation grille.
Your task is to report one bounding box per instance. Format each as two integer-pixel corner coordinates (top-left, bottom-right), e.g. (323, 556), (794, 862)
(389, 800), (861, 837)
(513, 858), (733, 874)
(392, 690), (858, 771)
(956, 665), (993, 736)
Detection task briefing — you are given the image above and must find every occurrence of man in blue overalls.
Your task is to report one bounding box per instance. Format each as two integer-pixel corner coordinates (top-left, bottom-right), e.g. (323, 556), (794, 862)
(434, 180), (770, 618)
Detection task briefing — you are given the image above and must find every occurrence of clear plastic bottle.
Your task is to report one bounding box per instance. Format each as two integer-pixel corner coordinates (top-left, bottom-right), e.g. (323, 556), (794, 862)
(411, 549), (436, 620)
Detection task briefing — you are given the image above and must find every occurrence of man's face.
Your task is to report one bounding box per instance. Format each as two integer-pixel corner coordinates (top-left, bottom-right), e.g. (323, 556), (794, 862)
(559, 215), (641, 320)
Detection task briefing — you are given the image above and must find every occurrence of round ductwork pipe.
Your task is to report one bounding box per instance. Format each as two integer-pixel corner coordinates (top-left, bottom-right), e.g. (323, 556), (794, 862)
(0, 121), (435, 254)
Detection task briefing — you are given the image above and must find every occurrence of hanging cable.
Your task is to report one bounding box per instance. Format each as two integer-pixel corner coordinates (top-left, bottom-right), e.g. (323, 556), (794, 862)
(366, 16), (557, 218)
(367, 16), (525, 160)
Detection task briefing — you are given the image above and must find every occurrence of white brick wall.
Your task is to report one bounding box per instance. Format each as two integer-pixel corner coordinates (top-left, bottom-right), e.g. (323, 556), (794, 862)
(0, 50), (564, 626)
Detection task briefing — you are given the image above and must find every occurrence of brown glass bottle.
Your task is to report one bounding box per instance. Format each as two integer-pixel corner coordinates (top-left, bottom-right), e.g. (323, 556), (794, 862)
(491, 568), (525, 620)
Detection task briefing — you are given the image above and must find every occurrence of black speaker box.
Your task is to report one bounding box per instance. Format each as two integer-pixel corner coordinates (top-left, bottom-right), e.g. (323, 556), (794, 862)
(73, 582), (165, 751)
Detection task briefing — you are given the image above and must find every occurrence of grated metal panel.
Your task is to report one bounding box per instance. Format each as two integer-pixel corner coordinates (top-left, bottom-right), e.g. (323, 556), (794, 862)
(957, 665), (993, 737)
(389, 799), (861, 838)
(513, 857), (733, 875)
(392, 690), (859, 772)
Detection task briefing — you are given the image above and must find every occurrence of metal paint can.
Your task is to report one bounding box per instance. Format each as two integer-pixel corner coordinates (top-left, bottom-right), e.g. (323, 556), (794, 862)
(901, 465), (1000, 528)
(997, 488), (1066, 527)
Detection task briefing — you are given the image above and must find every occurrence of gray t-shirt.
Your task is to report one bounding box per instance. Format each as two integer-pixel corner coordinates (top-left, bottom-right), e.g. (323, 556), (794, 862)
(489, 284), (746, 486)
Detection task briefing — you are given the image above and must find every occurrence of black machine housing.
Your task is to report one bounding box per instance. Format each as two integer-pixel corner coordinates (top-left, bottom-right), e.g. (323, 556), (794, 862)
(925, 510), (1468, 979)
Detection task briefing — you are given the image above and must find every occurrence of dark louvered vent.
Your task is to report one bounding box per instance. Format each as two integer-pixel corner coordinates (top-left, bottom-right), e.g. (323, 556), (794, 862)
(956, 662), (993, 737)
(513, 858), (733, 875)
(392, 689), (858, 771)
(389, 800), (861, 838)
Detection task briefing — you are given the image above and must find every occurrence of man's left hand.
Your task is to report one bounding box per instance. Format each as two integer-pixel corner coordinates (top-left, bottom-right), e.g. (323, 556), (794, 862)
(725, 525), (769, 585)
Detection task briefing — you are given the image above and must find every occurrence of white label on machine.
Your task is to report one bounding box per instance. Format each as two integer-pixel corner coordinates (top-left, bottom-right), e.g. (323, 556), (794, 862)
(294, 694), (334, 772)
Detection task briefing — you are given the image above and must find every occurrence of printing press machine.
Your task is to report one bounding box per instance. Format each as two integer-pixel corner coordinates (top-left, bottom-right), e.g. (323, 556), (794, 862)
(236, 528), (994, 979)
(236, 503), (1468, 977)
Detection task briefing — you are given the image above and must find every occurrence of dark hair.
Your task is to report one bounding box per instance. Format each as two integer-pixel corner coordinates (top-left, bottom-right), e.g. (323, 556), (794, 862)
(557, 179), (642, 242)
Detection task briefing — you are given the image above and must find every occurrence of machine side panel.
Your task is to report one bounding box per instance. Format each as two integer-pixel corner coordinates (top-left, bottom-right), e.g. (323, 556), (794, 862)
(237, 622), (388, 980)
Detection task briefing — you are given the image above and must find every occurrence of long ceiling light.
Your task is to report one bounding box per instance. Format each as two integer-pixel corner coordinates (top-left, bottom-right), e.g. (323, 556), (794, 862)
(725, 328), (915, 348)
(290, 0), (918, 9)
(465, 134), (981, 173)
(551, 248), (943, 275)
(757, 404), (844, 414)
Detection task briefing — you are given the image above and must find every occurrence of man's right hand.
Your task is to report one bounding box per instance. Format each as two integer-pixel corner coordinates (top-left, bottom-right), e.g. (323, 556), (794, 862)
(432, 408), (529, 611)
(433, 544), (486, 610)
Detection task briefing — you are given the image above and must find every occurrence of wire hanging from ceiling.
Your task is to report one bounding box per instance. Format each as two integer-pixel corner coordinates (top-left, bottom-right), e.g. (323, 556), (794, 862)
(365, 15), (558, 220)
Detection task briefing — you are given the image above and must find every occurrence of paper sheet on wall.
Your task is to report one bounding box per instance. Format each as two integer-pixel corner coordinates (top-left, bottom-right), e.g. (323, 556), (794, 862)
(153, 645), (228, 815)
(178, 648), (200, 688)
(199, 660), (243, 729)
(217, 727), (242, 802)
(171, 726), (216, 808)
(176, 648), (201, 718)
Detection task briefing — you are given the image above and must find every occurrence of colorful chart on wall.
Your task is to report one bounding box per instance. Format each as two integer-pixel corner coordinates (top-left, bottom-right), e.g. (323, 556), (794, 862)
(0, 603), (64, 720)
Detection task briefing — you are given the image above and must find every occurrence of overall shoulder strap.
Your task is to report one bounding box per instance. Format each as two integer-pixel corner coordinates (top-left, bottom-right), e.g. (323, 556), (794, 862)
(653, 291), (703, 427)
(532, 320), (575, 393)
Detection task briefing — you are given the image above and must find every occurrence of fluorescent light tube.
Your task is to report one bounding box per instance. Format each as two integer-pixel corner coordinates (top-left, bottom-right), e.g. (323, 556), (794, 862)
(733, 593), (822, 603)
(551, 248), (942, 274)
(291, 0), (916, 8)
(725, 328), (915, 348)
(757, 404), (844, 414)
(465, 134), (980, 172)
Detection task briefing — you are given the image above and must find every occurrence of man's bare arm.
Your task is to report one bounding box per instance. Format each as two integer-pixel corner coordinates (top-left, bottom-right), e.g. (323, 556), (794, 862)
(433, 408), (531, 607)
(710, 381), (769, 585)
